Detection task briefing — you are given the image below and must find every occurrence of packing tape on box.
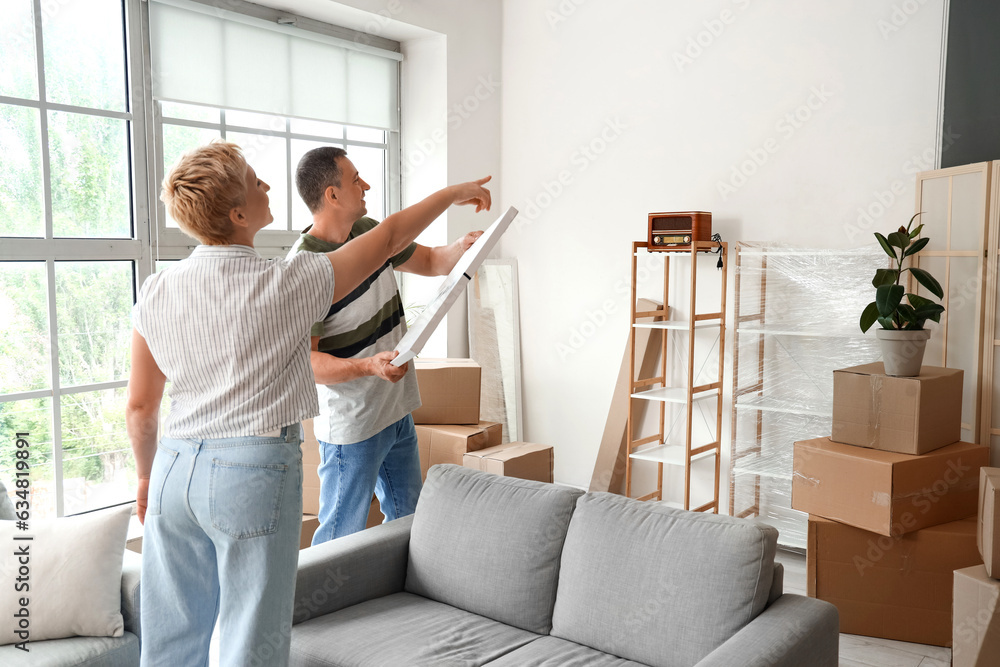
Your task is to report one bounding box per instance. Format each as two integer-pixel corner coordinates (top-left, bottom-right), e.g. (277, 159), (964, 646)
(793, 471), (820, 486)
(871, 491), (891, 507)
(867, 374), (884, 449)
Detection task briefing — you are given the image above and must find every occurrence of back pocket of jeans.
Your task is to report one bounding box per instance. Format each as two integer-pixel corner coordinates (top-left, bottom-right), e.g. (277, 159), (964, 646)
(210, 460), (288, 539)
(147, 444), (179, 517)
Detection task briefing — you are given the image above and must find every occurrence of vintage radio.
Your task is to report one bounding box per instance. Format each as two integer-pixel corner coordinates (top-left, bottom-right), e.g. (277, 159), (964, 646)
(647, 211), (712, 251)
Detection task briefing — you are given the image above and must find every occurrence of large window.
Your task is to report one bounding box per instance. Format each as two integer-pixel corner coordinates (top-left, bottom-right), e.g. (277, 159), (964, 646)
(0, 0), (401, 517)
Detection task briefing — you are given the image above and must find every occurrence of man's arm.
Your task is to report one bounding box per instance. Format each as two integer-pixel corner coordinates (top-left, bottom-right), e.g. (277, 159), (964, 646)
(325, 177), (491, 303)
(397, 231), (484, 277)
(125, 329), (167, 524)
(310, 336), (407, 385)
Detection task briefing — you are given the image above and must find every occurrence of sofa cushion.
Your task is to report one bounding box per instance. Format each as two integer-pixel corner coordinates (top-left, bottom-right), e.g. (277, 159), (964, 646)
(551, 493), (778, 667)
(289, 592), (539, 666)
(484, 636), (649, 666)
(405, 464), (583, 634)
(0, 504), (132, 645)
(0, 632), (139, 666)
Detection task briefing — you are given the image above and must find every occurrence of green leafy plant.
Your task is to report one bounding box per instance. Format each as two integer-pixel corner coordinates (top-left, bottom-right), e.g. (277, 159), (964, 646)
(859, 213), (945, 332)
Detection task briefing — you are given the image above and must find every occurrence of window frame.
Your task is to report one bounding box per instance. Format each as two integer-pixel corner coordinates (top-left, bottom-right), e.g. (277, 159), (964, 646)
(0, 0), (152, 517)
(0, 0), (403, 516)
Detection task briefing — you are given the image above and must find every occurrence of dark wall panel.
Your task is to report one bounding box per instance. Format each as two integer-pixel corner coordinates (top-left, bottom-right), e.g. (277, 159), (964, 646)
(942, 0), (1000, 167)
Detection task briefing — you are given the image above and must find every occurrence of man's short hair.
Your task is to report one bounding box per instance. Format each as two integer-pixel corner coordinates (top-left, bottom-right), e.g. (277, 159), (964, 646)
(160, 141), (247, 245)
(296, 146), (348, 214)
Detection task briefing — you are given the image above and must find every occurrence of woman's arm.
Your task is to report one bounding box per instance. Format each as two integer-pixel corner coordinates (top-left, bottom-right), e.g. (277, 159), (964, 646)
(325, 177), (491, 303)
(125, 328), (167, 523)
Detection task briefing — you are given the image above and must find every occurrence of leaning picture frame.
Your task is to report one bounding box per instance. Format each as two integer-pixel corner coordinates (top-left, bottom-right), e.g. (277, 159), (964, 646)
(391, 206), (519, 366)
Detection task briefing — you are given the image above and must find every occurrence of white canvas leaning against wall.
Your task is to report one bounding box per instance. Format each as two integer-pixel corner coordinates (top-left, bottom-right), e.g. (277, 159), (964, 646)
(392, 206), (519, 366)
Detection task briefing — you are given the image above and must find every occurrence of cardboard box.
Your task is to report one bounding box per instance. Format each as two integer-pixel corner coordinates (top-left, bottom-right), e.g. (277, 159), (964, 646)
(301, 418), (321, 466)
(589, 298), (662, 493)
(300, 514), (319, 549)
(366, 495), (384, 529)
(792, 437), (987, 536)
(412, 358), (482, 425)
(831, 363), (963, 455)
(416, 421), (502, 481)
(463, 442), (554, 483)
(979, 468), (1000, 577)
(954, 565), (1000, 666)
(808, 515), (982, 646)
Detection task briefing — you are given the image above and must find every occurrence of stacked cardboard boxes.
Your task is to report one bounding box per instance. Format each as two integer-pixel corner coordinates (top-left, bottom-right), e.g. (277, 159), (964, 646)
(791, 362), (988, 646)
(301, 359), (554, 541)
(952, 467), (1000, 665)
(413, 359), (554, 484)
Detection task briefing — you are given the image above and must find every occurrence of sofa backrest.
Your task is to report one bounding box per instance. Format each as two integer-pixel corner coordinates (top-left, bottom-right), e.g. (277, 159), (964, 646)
(404, 465), (584, 634)
(550, 493), (778, 667)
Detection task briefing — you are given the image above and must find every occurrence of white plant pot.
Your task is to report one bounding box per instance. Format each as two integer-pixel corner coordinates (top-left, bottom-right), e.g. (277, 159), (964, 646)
(875, 328), (931, 377)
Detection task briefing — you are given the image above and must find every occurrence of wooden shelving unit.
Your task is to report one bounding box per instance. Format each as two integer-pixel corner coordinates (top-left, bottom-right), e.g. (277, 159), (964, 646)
(625, 240), (727, 512)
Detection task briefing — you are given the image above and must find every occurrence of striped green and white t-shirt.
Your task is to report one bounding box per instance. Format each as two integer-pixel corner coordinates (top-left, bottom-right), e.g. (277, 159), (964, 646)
(288, 218), (421, 444)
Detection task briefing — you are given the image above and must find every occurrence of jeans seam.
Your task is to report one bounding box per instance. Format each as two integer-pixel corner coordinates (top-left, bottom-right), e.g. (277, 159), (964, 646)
(380, 462), (399, 519)
(330, 445), (344, 537)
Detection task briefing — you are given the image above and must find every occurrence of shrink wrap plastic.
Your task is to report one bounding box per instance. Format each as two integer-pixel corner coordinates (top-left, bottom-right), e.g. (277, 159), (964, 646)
(729, 242), (883, 549)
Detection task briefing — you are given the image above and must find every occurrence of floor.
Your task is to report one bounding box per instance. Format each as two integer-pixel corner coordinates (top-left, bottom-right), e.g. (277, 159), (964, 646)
(775, 550), (952, 667)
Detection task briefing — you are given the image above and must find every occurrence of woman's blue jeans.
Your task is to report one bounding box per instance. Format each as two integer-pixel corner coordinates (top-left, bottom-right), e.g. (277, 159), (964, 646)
(140, 424), (303, 667)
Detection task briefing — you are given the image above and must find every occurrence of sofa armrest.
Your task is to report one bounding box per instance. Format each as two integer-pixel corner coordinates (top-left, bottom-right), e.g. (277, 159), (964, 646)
(121, 548), (142, 640)
(292, 514), (413, 625)
(693, 594), (839, 667)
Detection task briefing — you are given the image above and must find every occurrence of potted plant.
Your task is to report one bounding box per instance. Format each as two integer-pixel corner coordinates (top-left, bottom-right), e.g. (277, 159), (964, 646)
(859, 213), (945, 377)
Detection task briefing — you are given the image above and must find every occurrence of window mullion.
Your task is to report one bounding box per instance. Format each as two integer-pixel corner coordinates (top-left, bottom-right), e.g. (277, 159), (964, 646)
(44, 259), (65, 517)
(286, 118), (293, 232)
(32, 0), (54, 242)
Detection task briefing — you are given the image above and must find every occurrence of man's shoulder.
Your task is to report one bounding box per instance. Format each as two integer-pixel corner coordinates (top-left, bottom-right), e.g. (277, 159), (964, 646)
(288, 228), (335, 256)
(350, 217), (380, 237)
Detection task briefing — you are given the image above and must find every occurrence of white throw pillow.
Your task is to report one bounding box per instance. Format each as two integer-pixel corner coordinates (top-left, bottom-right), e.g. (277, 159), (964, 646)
(0, 504), (132, 645)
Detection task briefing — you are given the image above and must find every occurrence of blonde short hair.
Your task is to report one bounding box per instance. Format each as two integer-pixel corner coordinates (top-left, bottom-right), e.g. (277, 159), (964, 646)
(160, 141), (247, 245)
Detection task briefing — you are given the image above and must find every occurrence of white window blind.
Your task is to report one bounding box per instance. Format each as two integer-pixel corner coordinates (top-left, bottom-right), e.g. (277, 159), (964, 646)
(149, 0), (400, 130)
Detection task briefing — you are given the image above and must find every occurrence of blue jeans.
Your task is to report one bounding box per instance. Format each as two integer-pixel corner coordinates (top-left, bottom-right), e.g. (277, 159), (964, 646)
(312, 415), (422, 544)
(140, 425), (303, 667)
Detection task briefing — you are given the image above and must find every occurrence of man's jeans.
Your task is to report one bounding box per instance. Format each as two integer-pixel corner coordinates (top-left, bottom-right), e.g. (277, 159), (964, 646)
(312, 414), (422, 544)
(140, 425), (303, 667)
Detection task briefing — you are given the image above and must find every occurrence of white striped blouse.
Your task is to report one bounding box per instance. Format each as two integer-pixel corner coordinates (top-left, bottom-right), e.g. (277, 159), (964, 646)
(133, 244), (335, 439)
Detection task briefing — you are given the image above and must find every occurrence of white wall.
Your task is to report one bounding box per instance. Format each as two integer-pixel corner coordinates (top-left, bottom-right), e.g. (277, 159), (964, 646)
(500, 0), (947, 494)
(261, 0), (504, 356)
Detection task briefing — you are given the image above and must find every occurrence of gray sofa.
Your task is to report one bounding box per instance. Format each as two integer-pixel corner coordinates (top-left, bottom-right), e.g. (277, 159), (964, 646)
(1, 549), (141, 666)
(290, 464), (839, 666)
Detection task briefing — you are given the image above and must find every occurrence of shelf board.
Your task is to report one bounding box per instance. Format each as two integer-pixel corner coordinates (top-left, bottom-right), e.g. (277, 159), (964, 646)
(737, 248), (884, 258)
(734, 395), (832, 418)
(630, 443), (718, 466)
(633, 320), (721, 330)
(731, 463), (793, 481)
(737, 325), (874, 340)
(630, 386), (719, 403)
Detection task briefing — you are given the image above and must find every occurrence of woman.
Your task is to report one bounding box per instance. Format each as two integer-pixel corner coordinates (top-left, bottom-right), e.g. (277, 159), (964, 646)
(126, 141), (490, 666)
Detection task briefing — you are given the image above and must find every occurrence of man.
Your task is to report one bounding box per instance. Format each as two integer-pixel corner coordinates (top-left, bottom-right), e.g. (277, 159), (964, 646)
(290, 146), (486, 543)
